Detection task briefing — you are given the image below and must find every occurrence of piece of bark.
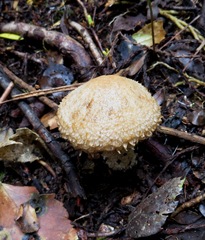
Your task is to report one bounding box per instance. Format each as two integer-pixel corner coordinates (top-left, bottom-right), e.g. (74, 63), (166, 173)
(0, 68), (85, 198)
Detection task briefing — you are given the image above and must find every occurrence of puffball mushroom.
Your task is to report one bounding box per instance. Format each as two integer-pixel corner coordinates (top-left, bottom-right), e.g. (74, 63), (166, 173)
(57, 75), (161, 170)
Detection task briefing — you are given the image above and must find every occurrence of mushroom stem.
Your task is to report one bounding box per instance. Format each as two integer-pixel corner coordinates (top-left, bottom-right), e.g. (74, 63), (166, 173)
(102, 149), (137, 170)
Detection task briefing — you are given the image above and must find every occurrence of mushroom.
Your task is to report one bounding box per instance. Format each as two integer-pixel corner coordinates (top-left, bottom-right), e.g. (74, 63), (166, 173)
(57, 75), (161, 170)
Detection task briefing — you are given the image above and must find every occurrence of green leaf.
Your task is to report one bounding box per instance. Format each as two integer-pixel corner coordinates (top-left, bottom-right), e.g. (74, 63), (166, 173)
(0, 33), (24, 41)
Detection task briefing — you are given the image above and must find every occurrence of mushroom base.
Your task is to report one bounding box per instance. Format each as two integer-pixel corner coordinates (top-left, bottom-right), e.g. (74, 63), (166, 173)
(102, 149), (137, 171)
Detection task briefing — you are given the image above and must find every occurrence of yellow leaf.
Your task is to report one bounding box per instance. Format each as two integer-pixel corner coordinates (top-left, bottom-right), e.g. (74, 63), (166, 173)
(132, 20), (166, 47)
(26, 0), (33, 6)
(0, 33), (23, 41)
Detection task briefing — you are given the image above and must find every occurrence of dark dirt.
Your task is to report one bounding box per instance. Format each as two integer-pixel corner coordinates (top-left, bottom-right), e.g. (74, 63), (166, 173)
(1, 0), (205, 239)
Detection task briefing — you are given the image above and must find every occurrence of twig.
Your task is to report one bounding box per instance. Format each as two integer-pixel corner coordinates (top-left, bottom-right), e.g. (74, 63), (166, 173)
(157, 126), (205, 145)
(38, 160), (56, 178)
(0, 67), (85, 198)
(11, 50), (46, 65)
(184, 72), (205, 87)
(0, 22), (92, 68)
(143, 146), (198, 199)
(86, 229), (122, 238)
(0, 81), (14, 102)
(0, 83), (83, 104)
(198, 0), (205, 29)
(68, 20), (103, 65)
(159, 15), (200, 51)
(147, 0), (155, 51)
(162, 223), (205, 235)
(0, 62), (58, 110)
(159, 9), (203, 43)
(171, 192), (205, 217)
(76, 0), (94, 27)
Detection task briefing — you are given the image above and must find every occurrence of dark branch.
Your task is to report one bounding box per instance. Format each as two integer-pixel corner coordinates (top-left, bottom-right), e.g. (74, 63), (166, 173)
(0, 68), (85, 198)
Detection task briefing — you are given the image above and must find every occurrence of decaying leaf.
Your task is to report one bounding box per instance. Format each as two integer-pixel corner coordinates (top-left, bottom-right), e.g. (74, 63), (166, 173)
(16, 203), (39, 233)
(105, 0), (117, 7)
(126, 177), (185, 238)
(0, 128), (52, 163)
(0, 183), (77, 240)
(41, 111), (58, 130)
(36, 194), (78, 240)
(0, 182), (38, 239)
(132, 20), (166, 47)
(187, 110), (205, 126)
(112, 14), (146, 32)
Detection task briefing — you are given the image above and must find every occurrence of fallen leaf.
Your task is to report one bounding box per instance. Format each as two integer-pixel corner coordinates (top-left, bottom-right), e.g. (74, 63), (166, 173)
(16, 203), (39, 233)
(0, 33), (23, 40)
(41, 111), (58, 130)
(132, 20), (166, 47)
(0, 128), (52, 163)
(0, 183), (38, 239)
(35, 194), (78, 240)
(126, 177), (185, 238)
(187, 110), (205, 126)
(0, 183), (78, 240)
(112, 14), (146, 32)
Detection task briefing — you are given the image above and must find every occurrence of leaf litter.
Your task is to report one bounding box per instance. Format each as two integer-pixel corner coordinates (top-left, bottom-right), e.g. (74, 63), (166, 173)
(126, 177), (185, 238)
(0, 128), (52, 163)
(0, 182), (78, 240)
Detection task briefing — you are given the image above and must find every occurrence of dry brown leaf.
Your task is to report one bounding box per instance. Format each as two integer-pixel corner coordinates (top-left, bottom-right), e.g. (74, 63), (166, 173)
(16, 203), (39, 233)
(0, 183), (38, 239)
(35, 194), (78, 240)
(41, 111), (58, 130)
(0, 183), (78, 240)
(126, 177), (185, 238)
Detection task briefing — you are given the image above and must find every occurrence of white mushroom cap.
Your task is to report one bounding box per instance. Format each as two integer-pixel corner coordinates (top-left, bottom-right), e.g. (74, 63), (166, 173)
(57, 75), (161, 153)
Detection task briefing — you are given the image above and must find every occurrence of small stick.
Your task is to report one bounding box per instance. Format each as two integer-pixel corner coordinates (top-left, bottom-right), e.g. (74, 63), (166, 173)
(171, 192), (205, 217)
(0, 83), (83, 104)
(68, 20), (103, 65)
(157, 125), (205, 145)
(76, 0), (94, 27)
(0, 81), (14, 102)
(38, 159), (56, 178)
(0, 62), (58, 110)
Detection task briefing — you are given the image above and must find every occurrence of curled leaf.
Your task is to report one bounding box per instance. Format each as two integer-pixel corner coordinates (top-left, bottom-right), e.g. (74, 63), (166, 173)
(0, 128), (52, 163)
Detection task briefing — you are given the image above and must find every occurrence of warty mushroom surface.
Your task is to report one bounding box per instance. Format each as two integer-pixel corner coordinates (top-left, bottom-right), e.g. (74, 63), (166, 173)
(57, 75), (161, 170)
